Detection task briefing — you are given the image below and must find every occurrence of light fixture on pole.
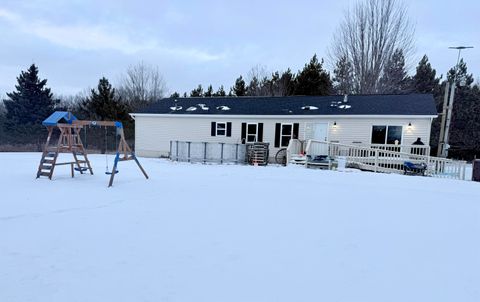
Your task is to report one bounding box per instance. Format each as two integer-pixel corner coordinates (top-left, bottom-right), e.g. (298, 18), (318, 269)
(438, 46), (473, 157)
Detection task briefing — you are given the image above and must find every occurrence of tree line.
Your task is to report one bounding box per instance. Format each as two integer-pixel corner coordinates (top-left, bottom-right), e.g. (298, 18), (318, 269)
(0, 0), (478, 158)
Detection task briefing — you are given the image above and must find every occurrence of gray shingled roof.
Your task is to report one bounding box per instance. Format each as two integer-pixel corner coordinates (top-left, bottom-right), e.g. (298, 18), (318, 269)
(134, 94), (438, 116)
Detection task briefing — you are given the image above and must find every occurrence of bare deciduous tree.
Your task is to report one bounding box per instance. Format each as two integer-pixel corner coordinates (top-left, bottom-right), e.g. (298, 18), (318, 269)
(329, 0), (414, 94)
(118, 62), (167, 109)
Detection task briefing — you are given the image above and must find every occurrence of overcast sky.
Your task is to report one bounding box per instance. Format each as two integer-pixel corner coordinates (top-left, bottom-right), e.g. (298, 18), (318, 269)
(0, 0), (478, 97)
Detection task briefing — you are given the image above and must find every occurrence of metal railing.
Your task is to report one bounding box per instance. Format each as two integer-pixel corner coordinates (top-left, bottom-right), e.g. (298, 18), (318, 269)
(170, 141), (246, 164)
(302, 140), (467, 180)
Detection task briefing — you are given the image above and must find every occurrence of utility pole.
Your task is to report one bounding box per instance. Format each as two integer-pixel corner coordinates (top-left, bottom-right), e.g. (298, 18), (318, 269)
(438, 46), (473, 157)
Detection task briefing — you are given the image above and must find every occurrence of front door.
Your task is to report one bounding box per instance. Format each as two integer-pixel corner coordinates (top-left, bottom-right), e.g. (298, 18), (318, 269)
(309, 123), (328, 156)
(313, 123), (328, 141)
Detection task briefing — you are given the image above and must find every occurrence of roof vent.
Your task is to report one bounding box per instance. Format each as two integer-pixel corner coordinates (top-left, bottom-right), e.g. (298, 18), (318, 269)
(343, 94), (348, 103)
(170, 105), (182, 111)
(216, 105), (230, 111)
(301, 105), (318, 110)
(186, 106), (197, 111)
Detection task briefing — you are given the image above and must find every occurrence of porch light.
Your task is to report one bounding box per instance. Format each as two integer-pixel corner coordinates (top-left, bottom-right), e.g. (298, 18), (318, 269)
(408, 122), (412, 129)
(333, 121), (337, 128)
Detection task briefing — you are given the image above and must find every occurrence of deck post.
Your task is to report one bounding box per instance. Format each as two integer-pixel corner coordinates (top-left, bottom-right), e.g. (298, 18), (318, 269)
(187, 142), (191, 163)
(176, 140), (179, 162)
(374, 149), (379, 172)
(203, 142), (207, 164)
(220, 143), (224, 164)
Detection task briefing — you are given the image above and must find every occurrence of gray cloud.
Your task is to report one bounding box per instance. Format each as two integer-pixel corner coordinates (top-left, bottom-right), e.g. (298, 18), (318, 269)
(0, 0), (478, 97)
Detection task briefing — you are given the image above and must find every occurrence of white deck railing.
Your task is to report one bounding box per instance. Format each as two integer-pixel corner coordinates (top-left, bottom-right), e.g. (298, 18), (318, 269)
(286, 139), (304, 164)
(300, 140), (467, 180)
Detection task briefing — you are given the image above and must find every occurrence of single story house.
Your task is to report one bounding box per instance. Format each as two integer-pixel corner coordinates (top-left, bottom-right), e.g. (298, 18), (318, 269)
(130, 94), (438, 158)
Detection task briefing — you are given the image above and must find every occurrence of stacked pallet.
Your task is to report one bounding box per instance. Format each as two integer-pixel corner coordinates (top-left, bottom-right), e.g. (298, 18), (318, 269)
(246, 143), (270, 166)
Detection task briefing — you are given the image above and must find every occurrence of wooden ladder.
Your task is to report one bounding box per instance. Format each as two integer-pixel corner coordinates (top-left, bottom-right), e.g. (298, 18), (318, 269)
(36, 149), (58, 179)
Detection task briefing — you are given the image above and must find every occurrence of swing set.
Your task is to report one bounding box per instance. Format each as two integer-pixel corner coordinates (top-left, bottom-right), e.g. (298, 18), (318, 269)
(36, 111), (149, 187)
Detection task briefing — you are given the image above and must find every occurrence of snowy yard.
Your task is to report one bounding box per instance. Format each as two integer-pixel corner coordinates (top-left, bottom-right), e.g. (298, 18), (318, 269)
(1, 152), (479, 302)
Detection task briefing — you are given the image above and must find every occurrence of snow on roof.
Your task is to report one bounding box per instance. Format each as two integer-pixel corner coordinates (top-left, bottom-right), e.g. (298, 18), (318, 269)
(170, 105), (183, 111)
(301, 105), (318, 110)
(136, 94), (438, 116)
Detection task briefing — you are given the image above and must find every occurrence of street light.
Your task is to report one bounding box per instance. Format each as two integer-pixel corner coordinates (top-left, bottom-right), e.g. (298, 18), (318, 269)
(438, 46), (473, 157)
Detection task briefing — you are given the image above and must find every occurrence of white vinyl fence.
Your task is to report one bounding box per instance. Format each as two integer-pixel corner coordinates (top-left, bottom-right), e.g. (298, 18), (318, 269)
(170, 141), (246, 164)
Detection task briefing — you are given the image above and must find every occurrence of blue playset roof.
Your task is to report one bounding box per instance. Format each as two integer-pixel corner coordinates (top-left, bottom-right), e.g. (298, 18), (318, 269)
(42, 111), (78, 126)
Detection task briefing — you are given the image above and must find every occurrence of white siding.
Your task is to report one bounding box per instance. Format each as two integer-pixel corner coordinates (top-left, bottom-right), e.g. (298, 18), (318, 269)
(133, 115), (434, 158)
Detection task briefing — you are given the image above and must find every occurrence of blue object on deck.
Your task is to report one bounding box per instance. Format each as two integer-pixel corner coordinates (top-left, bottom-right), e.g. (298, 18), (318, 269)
(404, 161), (427, 176)
(42, 111), (77, 126)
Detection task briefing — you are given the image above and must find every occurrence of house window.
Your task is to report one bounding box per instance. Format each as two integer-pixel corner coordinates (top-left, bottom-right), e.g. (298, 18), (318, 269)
(246, 123), (258, 142)
(216, 122), (226, 136)
(281, 123), (293, 147)
(371, 125), (403, 144)
(211, 122), (232, 137)
(241, 123), (263, 143)
(274, 123), (299, 148)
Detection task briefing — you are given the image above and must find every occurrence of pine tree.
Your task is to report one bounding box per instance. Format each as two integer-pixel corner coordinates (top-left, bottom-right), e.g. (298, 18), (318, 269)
(333, 55), (354, 94)
(412, 55), (440, 94)
(279, 69), (295, 96)
(81, 77), (129, 121)
(247, 76), (260, 96)
(411, 55), (442, 149)
(204, 85), (213, 97)
(233, 76), (247, 96)
(214, 85), (226, 97)
(294, 54), (332, 96)
(378, 49), (410, 94)
(170, 92), (180, 98)
(444, 59), (478, 157)
(190, 85), (203, 97)
(4, 64), (57, 129)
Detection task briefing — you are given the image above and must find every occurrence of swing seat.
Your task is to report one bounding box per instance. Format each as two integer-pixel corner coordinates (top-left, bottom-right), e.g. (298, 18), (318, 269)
(74, 167), (89, 172)
(105, 170), (119, 175)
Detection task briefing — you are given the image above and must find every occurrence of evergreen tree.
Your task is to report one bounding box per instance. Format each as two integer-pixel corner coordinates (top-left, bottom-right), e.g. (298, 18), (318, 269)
(412, 55), (440, 94)
(233, 76), (247, 96)
(247, 76), (260, 96)
(444, 59), (478, 158)
(410, 55), (442, 150)
(170, 91), (180, 98)
(4, 64), (57, 129)
(378, 49), (410, 94)
(214, 85), (226, 97)
(183, 92), (187, 98)
(294, 54), (332, 96)
(81, 77), (129, 121)
(279, 69), (296, 96)
(204, 85), (214, 97)
(190, 85), (203, 97)
(333, 55), (354, 94)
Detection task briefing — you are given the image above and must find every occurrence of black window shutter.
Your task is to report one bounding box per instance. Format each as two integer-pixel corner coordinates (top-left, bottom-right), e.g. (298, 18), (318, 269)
(226, 122), (232, 137)
(258, 123), (264, 142)
(274, 123), (281, 147)
(211, 122), (216, 136)
(293, 123), (299, 139)
(241, 123), (246, 143)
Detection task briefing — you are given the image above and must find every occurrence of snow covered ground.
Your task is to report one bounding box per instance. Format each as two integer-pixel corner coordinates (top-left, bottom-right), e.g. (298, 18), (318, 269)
(1, 152), (479, 302)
